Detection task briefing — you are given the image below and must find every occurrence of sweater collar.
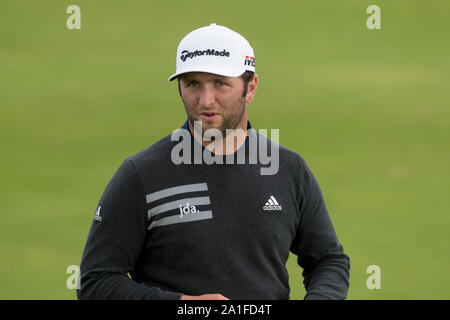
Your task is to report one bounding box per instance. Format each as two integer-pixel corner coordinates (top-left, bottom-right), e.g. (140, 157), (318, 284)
(180, 118), (252, 153)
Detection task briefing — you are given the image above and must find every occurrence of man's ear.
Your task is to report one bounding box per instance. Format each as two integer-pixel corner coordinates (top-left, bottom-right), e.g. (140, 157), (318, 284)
(178, 79), (182, 98)
(245, 74), (258, 104)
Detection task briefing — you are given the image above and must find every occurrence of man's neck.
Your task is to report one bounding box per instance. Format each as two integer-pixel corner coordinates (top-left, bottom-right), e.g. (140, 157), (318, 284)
(188, 119), (249, 155)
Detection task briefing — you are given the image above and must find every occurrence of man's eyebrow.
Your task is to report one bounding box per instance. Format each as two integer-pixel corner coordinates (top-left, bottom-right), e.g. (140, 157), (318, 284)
(180, 75), (195, 82)
(208, 76), (229, 82)
(181, 75), (229, 82)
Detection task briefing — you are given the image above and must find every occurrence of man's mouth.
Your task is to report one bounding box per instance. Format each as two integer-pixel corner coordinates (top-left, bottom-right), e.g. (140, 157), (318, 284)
(200, 112), (219, 120)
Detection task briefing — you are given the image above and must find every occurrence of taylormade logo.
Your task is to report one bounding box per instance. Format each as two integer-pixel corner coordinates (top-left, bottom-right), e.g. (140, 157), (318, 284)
(180, 49), (230, 62)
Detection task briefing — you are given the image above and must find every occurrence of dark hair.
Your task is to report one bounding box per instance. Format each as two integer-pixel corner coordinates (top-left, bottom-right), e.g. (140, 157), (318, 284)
(177, 70), (255, 98)
(241, 70), (255, 97)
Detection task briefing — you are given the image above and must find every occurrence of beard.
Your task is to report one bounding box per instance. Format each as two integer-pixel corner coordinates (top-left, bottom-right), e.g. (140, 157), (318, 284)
(184, 96), (246, 138)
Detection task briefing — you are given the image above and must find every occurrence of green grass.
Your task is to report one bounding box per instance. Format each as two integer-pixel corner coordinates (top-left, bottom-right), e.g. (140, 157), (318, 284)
(1, 0), (449, 299)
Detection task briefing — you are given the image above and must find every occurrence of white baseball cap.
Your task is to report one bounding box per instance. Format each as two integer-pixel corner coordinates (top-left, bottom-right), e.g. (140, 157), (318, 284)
(168, 23), (255, 81)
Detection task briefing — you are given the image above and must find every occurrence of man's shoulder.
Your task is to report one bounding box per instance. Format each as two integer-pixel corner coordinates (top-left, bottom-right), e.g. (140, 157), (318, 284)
(253, 130), (304, 164)
(126, 133), (174, 166)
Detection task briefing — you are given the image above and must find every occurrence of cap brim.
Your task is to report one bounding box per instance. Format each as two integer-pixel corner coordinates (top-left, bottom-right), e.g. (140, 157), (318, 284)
(168, 65), (246, 81)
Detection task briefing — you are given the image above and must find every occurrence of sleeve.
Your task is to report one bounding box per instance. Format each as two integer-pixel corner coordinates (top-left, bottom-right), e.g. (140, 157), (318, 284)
(290, 156), (350, 300)
(77, 159), (183, 300)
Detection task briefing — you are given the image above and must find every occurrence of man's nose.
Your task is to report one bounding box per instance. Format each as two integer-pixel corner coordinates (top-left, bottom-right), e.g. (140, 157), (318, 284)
(198, 86), (216, 107)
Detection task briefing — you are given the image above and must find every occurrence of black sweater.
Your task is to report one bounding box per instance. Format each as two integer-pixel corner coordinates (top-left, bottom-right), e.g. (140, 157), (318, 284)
(77, 125), (350, 300)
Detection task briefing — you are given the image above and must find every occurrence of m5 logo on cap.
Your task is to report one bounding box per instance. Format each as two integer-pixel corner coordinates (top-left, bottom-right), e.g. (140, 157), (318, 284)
(180, 49), (230, 62)
(244, 56), (255, 67)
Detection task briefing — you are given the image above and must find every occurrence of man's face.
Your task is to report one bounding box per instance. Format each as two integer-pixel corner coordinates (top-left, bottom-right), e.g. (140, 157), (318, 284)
(179, 72), (248, 137)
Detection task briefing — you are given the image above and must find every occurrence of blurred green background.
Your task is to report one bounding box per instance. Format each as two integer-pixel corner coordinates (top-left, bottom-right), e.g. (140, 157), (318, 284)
(1, 0), (449, 299)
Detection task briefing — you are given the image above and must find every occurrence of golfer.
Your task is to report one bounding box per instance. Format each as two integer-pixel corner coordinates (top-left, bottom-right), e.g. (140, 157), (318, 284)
(77, 24), (350, 300)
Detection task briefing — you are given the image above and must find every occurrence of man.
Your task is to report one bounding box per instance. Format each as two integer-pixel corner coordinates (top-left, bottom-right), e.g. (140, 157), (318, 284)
(77, 24), (350, 300)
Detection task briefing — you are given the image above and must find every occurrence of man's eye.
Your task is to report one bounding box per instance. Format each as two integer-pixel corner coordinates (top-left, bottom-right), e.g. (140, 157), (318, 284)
(187, 82), (198, 87)
(215, 80), (226, 86)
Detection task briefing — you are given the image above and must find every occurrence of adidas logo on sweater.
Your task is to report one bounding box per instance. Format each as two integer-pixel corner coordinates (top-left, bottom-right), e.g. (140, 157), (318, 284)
(94, 206), (102, 222)
(263, 196), (282, 211)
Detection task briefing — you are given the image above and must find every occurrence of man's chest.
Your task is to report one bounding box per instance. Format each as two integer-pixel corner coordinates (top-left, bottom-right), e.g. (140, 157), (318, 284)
(143, 165), (300, 254)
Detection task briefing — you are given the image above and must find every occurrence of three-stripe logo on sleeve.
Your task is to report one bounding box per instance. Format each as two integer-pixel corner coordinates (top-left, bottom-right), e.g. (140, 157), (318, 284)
(146, 182), (213, 230)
